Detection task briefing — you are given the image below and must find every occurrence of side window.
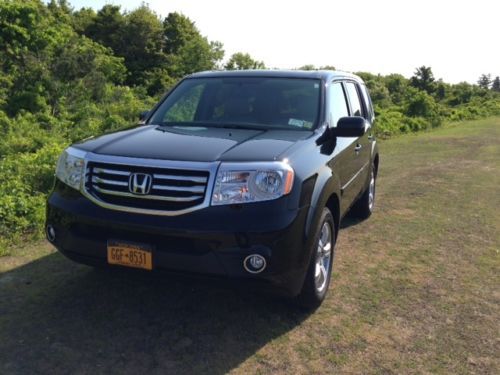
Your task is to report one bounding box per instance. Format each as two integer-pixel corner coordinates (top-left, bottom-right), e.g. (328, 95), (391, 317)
(344, 82), (363, 117)
(359, 84), (374, 120)
(329, 82), (349, 127)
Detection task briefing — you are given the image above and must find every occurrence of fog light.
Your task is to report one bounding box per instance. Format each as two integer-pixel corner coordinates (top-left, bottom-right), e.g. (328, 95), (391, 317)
(46, 225), (56, 242)
(243, 254), (267, 274)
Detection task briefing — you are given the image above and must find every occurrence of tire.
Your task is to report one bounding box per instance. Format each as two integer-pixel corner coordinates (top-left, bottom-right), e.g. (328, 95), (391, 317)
(296, 207), (336, 310)
(352, 163), (376, 220)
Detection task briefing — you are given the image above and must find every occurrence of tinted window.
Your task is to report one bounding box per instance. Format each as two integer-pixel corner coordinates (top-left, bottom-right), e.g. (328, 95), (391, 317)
(150, 77), (321, 130)
(359, 84), (373, 120)
(329, 82), (349, 127)
(344, 82), (363, 117)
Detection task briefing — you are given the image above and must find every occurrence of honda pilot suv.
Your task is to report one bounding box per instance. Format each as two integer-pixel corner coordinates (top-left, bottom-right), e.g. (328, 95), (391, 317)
(46, 70), (379, 308)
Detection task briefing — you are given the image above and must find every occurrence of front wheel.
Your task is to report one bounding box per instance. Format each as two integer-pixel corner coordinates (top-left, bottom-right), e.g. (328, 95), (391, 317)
(296, 207), (336, 310)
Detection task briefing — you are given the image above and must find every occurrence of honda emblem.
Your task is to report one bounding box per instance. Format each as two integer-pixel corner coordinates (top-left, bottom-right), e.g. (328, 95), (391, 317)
(129, 173), (152, 195)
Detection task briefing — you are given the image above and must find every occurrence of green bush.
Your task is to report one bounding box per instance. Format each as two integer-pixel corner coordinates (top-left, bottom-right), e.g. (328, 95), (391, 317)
(374, 108), (405, 137)
(0, 142), (65, 250)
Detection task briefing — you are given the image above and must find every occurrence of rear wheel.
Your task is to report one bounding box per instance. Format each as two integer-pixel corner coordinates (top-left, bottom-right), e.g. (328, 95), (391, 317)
(296, 208), (336, 310)
(352, 163), (376, 219)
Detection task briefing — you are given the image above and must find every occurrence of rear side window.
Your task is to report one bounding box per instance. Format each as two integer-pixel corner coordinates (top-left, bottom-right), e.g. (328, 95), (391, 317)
(344, 82), (363, 117)
(329, 82), (349, 127)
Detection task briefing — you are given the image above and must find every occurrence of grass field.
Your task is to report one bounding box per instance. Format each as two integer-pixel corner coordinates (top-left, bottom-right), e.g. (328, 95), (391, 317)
(1, 117), (499, 374)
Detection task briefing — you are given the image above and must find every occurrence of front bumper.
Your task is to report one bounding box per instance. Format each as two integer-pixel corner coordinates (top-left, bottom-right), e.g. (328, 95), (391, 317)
(46, 182), (311, 297)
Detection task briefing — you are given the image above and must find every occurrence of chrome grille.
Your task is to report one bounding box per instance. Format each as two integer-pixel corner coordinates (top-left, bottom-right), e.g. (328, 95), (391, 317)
(83, 160), (213, 215)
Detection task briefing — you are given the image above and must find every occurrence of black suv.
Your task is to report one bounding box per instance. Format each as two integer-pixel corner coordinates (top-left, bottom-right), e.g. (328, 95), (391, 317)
(46, 70), (379, 308)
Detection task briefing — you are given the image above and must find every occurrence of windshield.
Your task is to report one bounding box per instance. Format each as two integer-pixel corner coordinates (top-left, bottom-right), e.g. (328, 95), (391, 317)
(148, 77), (321, 130)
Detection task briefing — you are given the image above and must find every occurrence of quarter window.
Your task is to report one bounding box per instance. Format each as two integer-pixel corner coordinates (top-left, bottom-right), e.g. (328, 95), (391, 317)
(329, 82), (349, 127)
(344, 82), (363, 117)
(359, 84), (374, 120)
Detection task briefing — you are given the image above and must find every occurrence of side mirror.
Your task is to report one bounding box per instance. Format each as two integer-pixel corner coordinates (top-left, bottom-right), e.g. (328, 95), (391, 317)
(334, 116), (367, 137)
(139, 110), (150, 122)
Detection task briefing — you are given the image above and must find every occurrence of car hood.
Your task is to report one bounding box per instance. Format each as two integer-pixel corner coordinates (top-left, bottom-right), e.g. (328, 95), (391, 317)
(74, 125), (313, 162)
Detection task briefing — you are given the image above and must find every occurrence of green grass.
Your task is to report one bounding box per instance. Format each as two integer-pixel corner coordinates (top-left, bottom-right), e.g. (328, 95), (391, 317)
(1, 117), (499, 374)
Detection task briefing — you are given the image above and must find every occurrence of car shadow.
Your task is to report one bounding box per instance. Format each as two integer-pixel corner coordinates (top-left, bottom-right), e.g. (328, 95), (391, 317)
(0, 249), (311, 374)
(339, 211), (365, 229)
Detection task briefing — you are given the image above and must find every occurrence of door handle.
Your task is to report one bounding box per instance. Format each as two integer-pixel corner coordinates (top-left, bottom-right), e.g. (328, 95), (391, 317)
(354, 144), (362, 152)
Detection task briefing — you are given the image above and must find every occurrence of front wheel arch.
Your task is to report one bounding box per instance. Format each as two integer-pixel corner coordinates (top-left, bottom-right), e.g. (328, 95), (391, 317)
(296, 207), (336, 309)
(296, 185), (340, 297)
(325, 193), (340, 239)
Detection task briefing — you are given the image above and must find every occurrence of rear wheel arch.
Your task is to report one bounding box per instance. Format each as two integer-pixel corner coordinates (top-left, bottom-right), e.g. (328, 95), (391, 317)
(373, 153), (379, 178)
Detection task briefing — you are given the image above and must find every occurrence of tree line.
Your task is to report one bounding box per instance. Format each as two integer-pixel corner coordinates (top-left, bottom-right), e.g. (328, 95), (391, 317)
(0, 0), (499, 253)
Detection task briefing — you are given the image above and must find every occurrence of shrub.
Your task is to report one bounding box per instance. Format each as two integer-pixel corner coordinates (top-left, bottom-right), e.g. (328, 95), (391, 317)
(0, 142), (65, 247)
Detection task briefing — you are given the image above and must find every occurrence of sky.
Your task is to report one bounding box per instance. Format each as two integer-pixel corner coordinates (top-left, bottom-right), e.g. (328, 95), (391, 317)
(67, 0), (499, 84)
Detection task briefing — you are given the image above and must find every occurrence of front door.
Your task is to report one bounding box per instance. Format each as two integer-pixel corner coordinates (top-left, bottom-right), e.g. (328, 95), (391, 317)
(327, 81), (362, 214)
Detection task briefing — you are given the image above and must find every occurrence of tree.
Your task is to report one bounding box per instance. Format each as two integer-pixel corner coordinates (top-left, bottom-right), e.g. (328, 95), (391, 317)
(299, 64), (336, 71)
(83, 5), (167, 88)
(434, 79), (447, 101)
(52, 37), (125, 84)
(298, 64), (316, 71)
(169, 38), (224, 76)
(0, 0), (73, 115)
(120, 5), (166, 85)
(384, 74), (408, 104)
(0, 0), (73, 64)
(225, 52), (265, 70)
(72, 7), (96, 34)
(163, 12), (224, 77)
(492, 76), (500, 92)
(47, 0), (72, 23)
(410, 66), (436, 94)
(83, 5), (125, 54)
(448, 82), (474, 105)
(163, 12), (198, 55)
(477, 74), (491, 89)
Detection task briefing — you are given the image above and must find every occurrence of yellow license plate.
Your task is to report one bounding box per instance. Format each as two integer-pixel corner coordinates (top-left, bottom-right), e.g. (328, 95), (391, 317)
(107, 240), (153, 270)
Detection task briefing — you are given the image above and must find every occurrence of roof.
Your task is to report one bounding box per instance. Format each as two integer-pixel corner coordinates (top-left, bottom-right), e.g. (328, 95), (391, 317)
(187, 69), (364, 83)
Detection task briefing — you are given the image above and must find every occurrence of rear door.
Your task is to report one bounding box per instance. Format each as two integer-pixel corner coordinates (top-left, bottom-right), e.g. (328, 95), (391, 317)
(343, 81), (371, 202)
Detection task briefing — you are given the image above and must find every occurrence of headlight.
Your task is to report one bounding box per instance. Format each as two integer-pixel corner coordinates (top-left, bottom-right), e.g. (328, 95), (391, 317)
(212, 162), (294, 205)
(55, 147), (87, 190)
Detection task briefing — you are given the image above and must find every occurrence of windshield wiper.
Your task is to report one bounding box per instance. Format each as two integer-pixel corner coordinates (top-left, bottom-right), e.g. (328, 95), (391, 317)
(157, 121), (301, 131)
(204, 122), (278, 131)
(153, 121), (199, 127)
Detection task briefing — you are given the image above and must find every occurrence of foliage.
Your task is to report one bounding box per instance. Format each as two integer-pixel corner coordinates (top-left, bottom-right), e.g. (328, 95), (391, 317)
(298, 64), (336, 71)
(492, 76), (500, 92)
(477, 73), (491, 89)
(163, 12), (224, 79)
(357, 67), (500, 138)
(225, 52), (266, 70)
(410, 66), (435, 94)
(0, 0), (499, 254)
